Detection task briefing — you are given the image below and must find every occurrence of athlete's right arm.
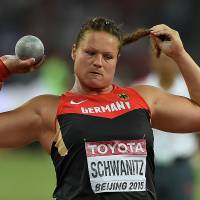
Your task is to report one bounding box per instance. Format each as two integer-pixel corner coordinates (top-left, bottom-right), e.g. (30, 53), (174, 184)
(0, 95), (59, 150)
(0, 56), (58, 152)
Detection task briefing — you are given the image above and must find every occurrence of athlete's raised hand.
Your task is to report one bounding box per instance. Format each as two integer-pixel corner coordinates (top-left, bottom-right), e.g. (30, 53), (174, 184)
(150, 24), (184, 59)
(0, 55), (45, 74)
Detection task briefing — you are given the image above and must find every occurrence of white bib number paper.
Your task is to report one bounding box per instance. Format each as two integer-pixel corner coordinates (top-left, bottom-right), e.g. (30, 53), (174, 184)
(85, 139), (147, 193)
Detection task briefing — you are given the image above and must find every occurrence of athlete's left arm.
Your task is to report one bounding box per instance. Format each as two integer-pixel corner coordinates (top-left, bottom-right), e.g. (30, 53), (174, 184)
(134, 85), (200, 132)
(133, 24), (200, 133)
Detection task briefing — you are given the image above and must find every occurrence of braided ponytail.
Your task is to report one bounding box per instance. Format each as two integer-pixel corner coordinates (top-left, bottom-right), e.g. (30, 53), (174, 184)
(150, 36), (161, 58)
(122, 28), (161, 58)
(76, 17), (161, 57)
(122, 29), (150, 46)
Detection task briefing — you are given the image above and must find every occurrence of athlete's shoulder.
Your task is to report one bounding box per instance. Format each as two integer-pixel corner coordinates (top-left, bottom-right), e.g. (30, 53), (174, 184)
(21, 94), (60, 116)
(131, 84), (163, 111)
(114, 84), (151, 92)
(114, 84), (152, 96)
(25, 94), (60, 105)
(132, 84), (161, 96)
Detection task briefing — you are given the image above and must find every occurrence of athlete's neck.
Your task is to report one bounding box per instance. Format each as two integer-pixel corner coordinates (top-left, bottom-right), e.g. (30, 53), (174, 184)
(70, 80), (114, 95)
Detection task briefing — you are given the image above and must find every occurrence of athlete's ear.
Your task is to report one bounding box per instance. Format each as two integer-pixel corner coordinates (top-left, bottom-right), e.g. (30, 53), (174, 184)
(71, 44), (77, 61)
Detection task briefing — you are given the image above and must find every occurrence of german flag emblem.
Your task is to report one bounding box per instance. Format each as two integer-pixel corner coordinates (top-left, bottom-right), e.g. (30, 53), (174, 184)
(118, 93), (129, 100)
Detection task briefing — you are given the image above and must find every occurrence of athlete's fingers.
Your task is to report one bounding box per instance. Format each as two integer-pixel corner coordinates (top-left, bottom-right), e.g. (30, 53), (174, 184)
(20, 58), (36, 67)
(150, 24), (171, 32)
(30, 55), (46, 72)
(150, 30), (173, 41)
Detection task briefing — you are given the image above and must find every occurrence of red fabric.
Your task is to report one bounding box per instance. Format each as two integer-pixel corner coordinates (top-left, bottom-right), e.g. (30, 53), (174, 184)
(0, 59), (10, 81)
(56, 85), (150, 119)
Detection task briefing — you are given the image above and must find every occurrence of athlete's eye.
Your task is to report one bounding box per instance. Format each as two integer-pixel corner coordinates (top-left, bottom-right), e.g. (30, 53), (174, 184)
(104, 54), (113, 60)
(85, 50), (96, 56)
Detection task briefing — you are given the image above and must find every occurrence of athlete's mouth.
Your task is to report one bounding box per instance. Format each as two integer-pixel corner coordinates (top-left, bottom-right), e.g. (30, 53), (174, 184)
(90, 71), (102, 75)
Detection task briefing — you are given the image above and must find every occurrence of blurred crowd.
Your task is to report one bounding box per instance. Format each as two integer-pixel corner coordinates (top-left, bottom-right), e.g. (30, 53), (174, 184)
(1, 0), (200, 93)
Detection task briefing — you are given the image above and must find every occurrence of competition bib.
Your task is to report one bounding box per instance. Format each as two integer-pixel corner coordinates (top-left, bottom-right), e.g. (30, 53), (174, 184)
(85, 139), (147, 193)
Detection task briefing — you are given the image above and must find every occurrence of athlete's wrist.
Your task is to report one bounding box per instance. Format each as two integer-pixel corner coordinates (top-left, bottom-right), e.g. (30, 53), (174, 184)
(0, 58), (10, 81)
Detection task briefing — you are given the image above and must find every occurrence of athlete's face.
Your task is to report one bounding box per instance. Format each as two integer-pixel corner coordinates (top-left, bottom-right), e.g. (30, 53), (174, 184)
(72, 31), (119, 89)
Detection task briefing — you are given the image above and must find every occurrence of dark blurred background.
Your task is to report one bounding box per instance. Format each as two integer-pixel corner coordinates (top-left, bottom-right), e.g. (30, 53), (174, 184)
(1, 0), (200, 88)
(1, 0), (200, 199)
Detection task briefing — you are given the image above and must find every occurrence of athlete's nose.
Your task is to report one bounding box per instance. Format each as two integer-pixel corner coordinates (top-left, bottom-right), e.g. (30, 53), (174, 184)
(93, 54), (103, 67)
